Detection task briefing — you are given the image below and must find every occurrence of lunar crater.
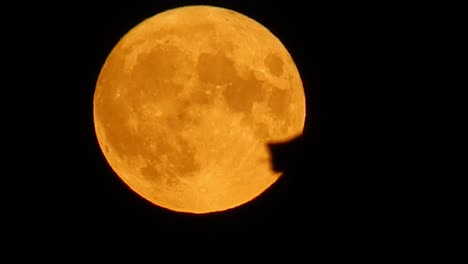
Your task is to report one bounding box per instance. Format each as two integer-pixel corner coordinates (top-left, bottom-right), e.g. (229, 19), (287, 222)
(264, 53), (284, 76)
(139, 133), (200, 182)
(196, 51), (267, 115)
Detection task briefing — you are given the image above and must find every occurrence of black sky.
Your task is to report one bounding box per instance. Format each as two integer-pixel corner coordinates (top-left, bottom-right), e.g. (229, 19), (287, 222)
(13, 0), (464, 260)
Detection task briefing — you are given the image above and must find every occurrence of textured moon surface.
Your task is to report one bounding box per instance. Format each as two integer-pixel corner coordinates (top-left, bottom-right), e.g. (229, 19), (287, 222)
(93, 5), (306, 213)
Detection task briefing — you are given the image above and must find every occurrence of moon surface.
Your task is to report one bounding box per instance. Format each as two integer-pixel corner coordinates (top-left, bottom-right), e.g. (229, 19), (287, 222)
(93, 5), (306, 214)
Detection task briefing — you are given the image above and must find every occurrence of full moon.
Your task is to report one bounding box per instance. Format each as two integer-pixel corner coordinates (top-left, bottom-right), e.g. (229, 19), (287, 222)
(93, 5), (306, 214)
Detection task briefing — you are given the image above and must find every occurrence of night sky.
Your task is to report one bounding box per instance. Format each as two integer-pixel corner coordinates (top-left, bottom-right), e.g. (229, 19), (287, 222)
(16, 0), (463, 260)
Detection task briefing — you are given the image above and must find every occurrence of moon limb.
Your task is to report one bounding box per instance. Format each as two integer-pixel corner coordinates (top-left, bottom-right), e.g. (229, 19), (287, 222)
(93, 5), (306, 213)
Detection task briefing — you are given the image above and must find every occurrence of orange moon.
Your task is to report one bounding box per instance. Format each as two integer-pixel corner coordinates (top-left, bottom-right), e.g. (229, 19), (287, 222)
(93, 5), (306, 214)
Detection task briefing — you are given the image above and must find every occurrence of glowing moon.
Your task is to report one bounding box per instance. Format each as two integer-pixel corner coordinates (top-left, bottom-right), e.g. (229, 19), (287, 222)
(93, 5), (306, 213)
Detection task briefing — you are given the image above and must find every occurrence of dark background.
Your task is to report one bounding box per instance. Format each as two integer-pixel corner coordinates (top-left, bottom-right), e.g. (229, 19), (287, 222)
(11, 0), (463, 260)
